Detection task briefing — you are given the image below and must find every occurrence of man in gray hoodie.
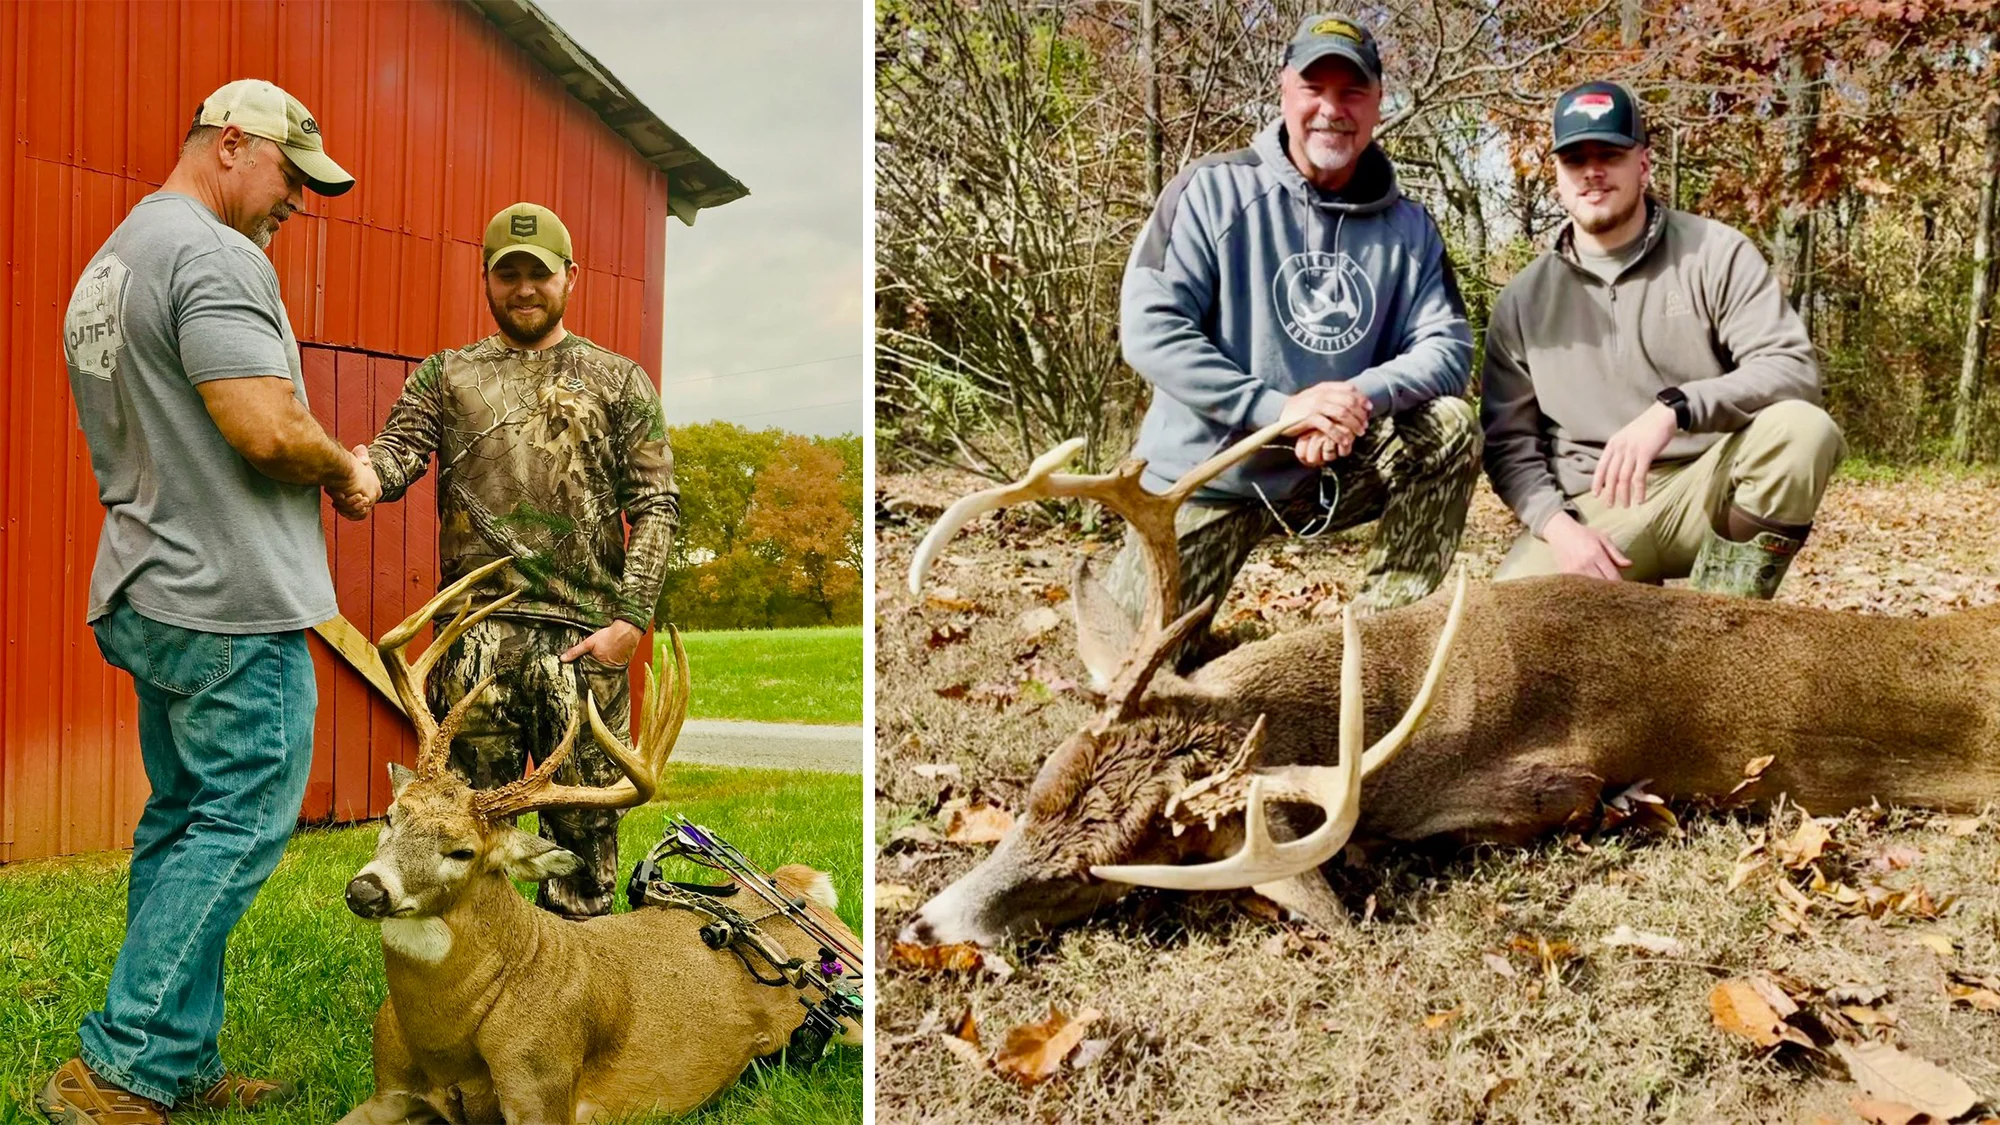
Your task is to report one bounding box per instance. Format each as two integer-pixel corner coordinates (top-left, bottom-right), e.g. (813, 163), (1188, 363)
(1108, 13), (1477, 652)
(1481, 82), (1844, 598)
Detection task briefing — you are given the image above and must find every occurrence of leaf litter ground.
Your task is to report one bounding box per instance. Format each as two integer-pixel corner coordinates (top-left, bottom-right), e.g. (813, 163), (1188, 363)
(874, 471), (2000, 1124)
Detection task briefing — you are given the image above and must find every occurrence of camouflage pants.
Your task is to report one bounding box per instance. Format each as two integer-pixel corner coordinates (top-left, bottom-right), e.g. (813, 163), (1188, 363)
(427, 616), (633, 919)
(1105, 397), (1481, 662)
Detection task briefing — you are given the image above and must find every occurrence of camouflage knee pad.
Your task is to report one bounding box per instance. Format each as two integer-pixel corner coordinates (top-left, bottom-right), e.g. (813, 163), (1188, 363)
(427, 616), (634, 918)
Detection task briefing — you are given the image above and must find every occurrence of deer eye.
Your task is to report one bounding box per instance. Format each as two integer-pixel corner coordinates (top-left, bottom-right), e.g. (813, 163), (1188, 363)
(445, 848), (477, 861)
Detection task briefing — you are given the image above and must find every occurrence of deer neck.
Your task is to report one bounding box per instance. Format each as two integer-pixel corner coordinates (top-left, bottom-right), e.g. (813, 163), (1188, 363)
(380, 873), (549, 1022)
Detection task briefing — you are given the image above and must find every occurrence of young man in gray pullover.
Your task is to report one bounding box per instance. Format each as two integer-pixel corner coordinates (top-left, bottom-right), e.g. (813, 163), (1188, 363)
(1108, 13), (1477, 653)
(1481, 82), (1844, 598)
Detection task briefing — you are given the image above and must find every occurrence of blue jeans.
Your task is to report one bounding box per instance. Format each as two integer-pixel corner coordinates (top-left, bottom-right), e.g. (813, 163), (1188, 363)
(77, 599), (315, 1104)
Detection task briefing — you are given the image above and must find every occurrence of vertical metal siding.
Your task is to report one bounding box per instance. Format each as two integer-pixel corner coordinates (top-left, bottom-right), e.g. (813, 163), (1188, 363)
(1, 0), (671, 862)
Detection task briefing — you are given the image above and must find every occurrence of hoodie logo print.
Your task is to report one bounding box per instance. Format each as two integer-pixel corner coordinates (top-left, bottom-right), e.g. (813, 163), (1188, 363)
(1274, 251), (1376, 354)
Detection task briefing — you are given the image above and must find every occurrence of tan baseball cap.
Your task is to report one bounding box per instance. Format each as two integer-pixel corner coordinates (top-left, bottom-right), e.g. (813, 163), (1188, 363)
(196, 79), (354, 196)
(483, 203), (573, 272)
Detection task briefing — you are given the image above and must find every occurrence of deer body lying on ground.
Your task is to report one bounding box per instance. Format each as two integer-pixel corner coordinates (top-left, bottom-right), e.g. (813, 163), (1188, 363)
(898, 420), (2000, 948)
(339, 560), (858, 1125)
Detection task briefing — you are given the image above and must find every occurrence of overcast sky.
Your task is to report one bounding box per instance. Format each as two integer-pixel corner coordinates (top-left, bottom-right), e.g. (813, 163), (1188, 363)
(537, 0), (864, 438)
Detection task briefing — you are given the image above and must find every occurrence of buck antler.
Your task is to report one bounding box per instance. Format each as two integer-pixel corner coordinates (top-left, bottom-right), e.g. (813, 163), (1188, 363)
(375, 554), (690, 820)
(378, 556), (525, 777)
(909, 416), (1296, 716)
(1090, 570), (1468, 891)
(471, 627), (690, 821)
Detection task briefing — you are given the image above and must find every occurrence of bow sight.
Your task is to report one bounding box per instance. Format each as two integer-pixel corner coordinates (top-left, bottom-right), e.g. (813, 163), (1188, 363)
(627, 815), (864, 1065)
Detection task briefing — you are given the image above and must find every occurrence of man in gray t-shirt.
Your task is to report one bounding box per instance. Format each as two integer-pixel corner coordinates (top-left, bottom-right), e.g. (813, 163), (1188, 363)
(39, 80), (372, 1122)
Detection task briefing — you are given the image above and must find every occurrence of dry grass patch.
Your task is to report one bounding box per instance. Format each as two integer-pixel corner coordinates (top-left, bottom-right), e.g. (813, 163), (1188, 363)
(874, 474), (2000, 1123)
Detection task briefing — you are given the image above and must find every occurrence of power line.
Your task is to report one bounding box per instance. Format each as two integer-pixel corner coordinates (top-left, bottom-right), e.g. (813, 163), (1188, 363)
(667, 353), (862, 387)
(717, 396), (861, 422)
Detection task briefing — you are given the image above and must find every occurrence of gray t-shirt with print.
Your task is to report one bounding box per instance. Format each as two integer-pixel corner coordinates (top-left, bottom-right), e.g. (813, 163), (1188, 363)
(64, 192), (336, 634)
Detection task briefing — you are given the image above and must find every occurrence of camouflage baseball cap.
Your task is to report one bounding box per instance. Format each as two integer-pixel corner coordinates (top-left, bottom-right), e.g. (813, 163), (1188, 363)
(196, 79), (353, 196)
(483, 203), (573, 272)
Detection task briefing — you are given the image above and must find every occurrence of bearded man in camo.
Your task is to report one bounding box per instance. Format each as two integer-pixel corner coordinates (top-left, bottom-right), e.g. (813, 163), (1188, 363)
(1110, 13), (1476, 669)
(359, 202), (678, 920)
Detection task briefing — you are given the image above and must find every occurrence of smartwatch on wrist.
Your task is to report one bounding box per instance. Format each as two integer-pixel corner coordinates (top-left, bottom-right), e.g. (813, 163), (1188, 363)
(1656, 387), (1691, 431)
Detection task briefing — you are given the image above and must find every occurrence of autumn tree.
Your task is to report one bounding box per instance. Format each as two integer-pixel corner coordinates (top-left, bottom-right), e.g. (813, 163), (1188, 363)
(657, 423), (861, 630)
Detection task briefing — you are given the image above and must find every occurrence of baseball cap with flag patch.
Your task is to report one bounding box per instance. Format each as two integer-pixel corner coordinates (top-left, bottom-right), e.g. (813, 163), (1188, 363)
(1283, 12), (1381, 84)
(1553, 81), (1646, 152)
(196, 79), (354, 196)
(483, 203), (574, 273)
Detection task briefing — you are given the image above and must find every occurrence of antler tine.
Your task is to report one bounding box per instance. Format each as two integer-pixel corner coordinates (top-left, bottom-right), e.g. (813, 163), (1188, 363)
(1360, 570), (1468, 774)
(637, 626), (692, 770)
(472, 630), (693, 822)
(377, 555), (519, 748)
(418, 671), (499, 778)
(909, 417), (1292, 634)
(1103, 597), (1215, 723)
(1090, 572), (1466, 891)
(906, 438), (1086, 596)
(471, 702), (587, 821)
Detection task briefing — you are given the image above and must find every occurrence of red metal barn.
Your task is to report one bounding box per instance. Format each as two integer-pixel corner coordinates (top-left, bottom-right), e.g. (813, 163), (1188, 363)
(0, 0), (744, 862)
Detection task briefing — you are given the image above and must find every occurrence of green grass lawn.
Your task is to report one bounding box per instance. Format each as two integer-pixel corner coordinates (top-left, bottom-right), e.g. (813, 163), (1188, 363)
(677, 627), (861, 726)
(0, 765), (861, 1125)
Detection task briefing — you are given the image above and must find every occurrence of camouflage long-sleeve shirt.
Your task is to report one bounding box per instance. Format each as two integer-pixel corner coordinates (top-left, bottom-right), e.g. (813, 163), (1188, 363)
(368, 333), (678, 631)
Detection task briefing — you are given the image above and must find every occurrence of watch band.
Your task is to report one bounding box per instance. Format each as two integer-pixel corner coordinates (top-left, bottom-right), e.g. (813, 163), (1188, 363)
(1656, 387), (1691, 431)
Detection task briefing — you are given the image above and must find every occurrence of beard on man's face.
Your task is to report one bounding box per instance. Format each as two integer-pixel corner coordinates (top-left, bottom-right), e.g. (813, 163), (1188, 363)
(488, 287), (567, 345)
(1569, 188), (1642, 235)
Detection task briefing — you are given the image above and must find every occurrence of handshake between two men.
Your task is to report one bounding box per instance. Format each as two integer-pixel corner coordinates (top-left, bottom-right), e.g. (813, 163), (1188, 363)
(327, 443), (382, 521)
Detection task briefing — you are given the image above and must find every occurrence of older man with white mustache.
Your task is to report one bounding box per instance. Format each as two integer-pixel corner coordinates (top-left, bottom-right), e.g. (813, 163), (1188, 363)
(1112, 12), (1476, 662)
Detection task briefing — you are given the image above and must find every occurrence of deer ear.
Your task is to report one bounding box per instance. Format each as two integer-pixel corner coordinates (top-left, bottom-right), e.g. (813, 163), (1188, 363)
(388, 763), (417, 799)
(1071, 556), (1134, 690)
(493, 828), (584, 882)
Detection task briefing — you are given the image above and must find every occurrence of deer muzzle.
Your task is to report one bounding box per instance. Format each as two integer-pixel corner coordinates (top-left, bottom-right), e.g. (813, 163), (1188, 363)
(345, 872), (393, 919)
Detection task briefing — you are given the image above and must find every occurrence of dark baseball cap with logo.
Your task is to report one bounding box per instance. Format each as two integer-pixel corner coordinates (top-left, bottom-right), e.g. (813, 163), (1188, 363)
(1553, 81), (1647, 151)
(1283, 13), (1381, 84)
(482, 202), (573, 272)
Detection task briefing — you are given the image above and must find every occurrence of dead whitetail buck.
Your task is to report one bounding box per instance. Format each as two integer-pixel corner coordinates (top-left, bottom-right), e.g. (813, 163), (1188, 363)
(339, 558), (858, 1125)
(901, 419), (2000, 947)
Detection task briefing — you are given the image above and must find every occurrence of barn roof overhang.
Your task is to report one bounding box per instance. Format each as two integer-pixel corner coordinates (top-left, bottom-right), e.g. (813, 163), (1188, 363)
(465, 0), (748, 225)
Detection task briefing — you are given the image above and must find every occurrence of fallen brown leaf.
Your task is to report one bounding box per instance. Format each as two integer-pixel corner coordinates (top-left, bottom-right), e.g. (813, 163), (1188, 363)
(1833, 1041), (1978, 1121)
(939, 1008), (987, 1070)
(1775, 815), (1833, 870)
(1910, 931), (1955, 958)
(1849, 1096), (1931, 1125)
(927, 621), (971, 649)
(993, 1006), (1103, 1087)
(876, 882), (922, 913)
(1422, 1007), (1463, 1031)
(1710, 978), (1812, 1050)
(890, 941), (987, 974)
(1015, 606), (1062, 640)
(943, 800), (1015, 844)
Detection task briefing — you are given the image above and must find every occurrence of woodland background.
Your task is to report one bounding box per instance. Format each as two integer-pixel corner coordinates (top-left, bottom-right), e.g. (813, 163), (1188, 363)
(659, 423), (863, 629)
(875, 0), (2000, 475)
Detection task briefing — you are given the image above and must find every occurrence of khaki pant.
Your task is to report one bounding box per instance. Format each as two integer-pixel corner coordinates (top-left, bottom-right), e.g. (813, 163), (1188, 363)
(427, 616), (634, 919)
(1496, 399), (1844, 582)
(1105, 396), (1482, 655)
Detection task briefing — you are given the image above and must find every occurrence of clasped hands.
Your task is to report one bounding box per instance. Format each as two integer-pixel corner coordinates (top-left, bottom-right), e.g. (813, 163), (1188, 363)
(328, 444), (383, 521)
(1278, 381), (1373, 468)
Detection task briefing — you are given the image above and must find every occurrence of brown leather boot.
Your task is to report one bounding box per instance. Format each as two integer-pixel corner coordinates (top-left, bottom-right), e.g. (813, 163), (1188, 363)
(34, 1058), (170, 1124)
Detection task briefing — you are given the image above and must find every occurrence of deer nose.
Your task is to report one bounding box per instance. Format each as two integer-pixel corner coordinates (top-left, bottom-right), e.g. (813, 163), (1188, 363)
(345, 873), (391, 918)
